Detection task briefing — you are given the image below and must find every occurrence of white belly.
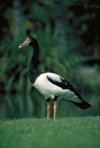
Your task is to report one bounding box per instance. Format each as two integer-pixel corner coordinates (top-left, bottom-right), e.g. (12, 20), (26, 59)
(32, 73), (65, 99)
(32, 73), (82, 103)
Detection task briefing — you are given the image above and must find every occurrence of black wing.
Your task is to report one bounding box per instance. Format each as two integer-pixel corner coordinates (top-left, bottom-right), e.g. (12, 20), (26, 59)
(47, 74), (91, 109)
(47, 75), (68, 89)
(47, 75), (84, 101)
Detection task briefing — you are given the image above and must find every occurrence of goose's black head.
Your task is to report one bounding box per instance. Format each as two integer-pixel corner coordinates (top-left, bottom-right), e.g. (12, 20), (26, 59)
(19, 36), (38, 49)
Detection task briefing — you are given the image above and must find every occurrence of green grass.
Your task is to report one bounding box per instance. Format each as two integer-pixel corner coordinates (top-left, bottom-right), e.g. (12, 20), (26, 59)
(0, 116), (100, 148)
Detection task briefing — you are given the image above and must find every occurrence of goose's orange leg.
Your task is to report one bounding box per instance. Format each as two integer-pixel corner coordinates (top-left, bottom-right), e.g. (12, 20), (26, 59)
(47, 99), (51, 119)
(53, 101), (57, 119)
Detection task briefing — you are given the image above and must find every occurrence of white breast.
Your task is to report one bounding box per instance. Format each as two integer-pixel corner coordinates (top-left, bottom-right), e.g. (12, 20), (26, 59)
(32, 73), (64, 99)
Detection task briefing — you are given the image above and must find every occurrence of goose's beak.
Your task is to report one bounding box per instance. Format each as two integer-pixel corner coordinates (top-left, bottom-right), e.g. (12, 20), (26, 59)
(19, 37), (31, 49)
(19, 45), (24, 49)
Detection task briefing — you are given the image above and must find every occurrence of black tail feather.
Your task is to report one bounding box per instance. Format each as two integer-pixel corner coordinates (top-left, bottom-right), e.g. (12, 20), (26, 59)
(62, 99), (91, 110)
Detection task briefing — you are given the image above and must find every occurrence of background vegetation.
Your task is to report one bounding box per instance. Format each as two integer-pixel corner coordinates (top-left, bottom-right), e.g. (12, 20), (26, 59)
(0, 0), (100, 119)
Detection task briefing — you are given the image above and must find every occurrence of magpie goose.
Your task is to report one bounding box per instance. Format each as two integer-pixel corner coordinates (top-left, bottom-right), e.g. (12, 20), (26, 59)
(19, 36), (91, 119)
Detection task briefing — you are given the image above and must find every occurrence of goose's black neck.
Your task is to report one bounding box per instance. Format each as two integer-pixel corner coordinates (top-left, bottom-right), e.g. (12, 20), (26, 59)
(30, 41), (39, 69)
(28, 40), (41, 83)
